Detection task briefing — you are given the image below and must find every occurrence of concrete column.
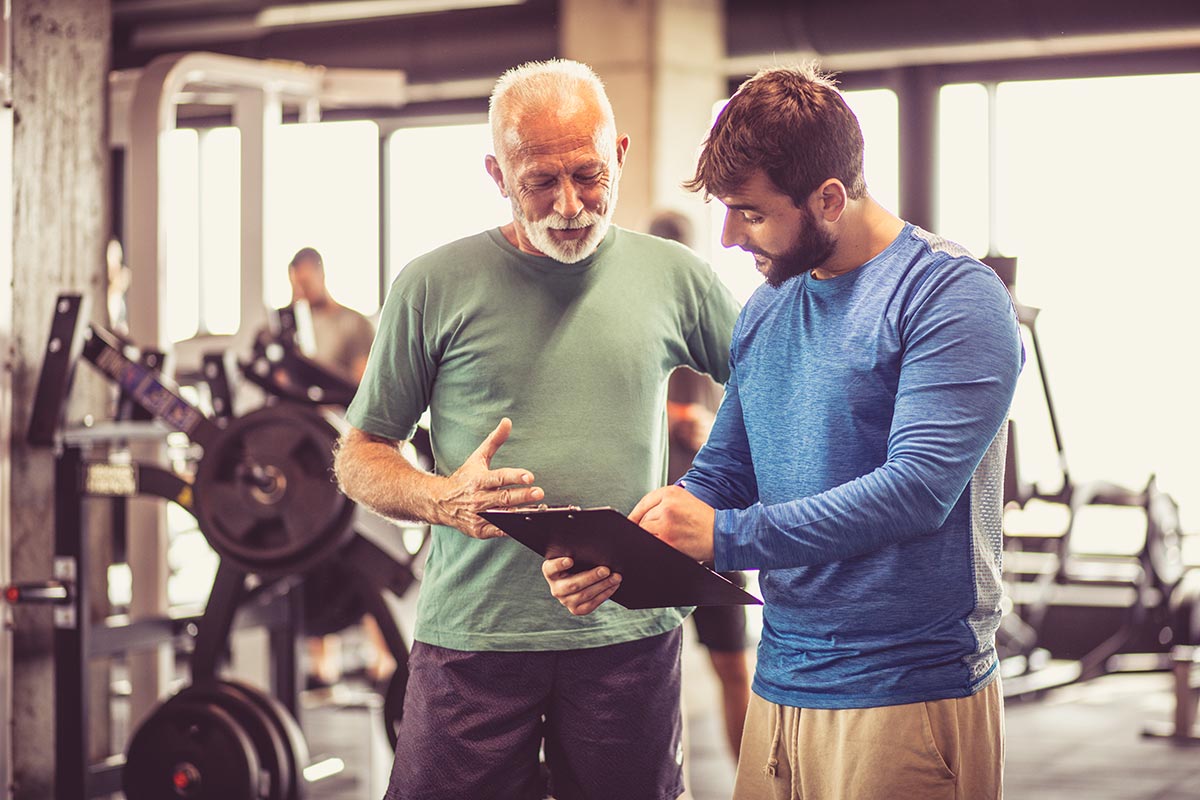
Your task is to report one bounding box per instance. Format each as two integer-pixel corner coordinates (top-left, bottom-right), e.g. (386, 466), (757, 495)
(8, 1), (111, 798)
(560, 0), (724, 256)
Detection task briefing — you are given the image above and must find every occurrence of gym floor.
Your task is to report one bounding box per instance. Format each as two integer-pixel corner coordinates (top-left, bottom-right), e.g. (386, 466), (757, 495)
(299, 587), (1200, 800)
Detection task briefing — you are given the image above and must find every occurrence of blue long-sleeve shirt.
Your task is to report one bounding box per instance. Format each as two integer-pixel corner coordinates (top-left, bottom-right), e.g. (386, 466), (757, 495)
(683, 224), (1024, 708)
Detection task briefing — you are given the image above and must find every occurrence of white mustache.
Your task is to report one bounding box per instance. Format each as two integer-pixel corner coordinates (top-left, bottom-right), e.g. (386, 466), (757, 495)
(545, 212), (599, 230)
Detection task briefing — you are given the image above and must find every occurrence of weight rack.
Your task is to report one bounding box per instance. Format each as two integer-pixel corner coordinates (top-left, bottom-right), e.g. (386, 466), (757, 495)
(11, 294), (422, 798)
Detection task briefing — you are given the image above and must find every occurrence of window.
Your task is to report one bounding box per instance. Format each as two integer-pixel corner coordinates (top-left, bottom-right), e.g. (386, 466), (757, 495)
(198, 128), (241, 335)
(386, 121), (511, 284)
(161, 128), (241, 340)
(942, 73), (1200, 524)
(265, 120), (381, 316)
(708, 89), (900, 304)
(162, 129), (201, 342)
(937, 83), (990, 256)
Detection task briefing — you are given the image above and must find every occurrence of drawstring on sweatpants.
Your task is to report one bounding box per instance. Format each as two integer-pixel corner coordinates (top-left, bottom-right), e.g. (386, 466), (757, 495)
(764, 701), (782, 777)
(790, 705), (802, 798)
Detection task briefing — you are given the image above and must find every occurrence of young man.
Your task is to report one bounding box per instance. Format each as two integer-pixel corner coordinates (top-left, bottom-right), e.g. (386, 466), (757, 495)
(546, 65), (1024, 799)
(335, 60), (739, 800)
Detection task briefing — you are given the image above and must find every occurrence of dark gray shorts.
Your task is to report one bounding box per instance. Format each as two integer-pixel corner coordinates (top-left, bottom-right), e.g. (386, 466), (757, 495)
(691, 571), (749, 653)
(385, 627), (684, 800)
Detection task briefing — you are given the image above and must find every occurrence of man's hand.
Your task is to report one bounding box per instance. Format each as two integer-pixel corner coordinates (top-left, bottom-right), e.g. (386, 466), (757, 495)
(630, 485), (716, 562)
(435, 418), (543, 539)
(543, 557), (622, 616)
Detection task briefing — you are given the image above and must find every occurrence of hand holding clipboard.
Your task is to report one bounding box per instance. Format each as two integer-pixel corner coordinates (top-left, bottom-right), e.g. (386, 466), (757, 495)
(479, 505), (761, 610)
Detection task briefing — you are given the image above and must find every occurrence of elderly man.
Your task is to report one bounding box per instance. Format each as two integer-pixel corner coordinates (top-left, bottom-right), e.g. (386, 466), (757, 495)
(547, 64), (1023, 799)
(335, 59), (739, 800)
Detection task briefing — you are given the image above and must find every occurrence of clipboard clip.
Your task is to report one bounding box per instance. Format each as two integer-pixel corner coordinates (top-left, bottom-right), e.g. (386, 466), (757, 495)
(493, 504), (583, 513)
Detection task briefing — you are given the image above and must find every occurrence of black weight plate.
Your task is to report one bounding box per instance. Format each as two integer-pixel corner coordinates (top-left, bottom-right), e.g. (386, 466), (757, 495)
(124, 699), (264, 800)
(302, 561), (368, 637)
(194, 405), (356, 575)
(183, 681), (294, 800)
(384, 658), (410, 752)
(226, 680), (312, 800)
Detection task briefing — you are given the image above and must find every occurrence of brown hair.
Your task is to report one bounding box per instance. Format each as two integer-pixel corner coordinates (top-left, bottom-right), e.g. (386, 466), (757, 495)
(686, 63), (867, 206)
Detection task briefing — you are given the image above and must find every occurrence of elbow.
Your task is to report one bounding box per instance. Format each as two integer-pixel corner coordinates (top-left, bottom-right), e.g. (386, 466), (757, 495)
(332, 435), (361, 501)
(912, 500), (954, 533)
(901, 477), (957, 533)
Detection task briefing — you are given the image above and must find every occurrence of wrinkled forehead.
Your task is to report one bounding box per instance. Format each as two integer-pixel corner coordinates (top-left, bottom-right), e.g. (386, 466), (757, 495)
(495, 96), (616, 166)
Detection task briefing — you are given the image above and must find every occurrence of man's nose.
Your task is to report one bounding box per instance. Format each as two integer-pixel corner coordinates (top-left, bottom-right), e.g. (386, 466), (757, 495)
(720, 211), (742, 249)
(554, 180), (584, 219)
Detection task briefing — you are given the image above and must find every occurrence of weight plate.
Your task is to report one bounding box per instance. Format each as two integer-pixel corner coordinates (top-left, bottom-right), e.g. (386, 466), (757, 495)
(182, 681), (295, 800)
(302, 561), (368, 637)
(194, 405), (356, 575)
(124, 699), (265, 800)
(223, 680), (311, 800)
(384, 657), (410, 752)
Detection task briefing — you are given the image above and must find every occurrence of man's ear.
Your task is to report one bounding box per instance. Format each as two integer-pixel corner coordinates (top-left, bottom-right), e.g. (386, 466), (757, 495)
(485, 154), (508, 198)
(615, 134), (630, 171)
(813, 178), (848, 222)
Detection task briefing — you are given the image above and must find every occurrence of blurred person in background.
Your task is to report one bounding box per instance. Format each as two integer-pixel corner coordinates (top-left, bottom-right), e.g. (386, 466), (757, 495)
(651, 210), (752, 763)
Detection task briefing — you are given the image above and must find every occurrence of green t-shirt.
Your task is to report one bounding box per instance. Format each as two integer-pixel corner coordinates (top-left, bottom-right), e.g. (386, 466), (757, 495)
(346, 226), (739, 651)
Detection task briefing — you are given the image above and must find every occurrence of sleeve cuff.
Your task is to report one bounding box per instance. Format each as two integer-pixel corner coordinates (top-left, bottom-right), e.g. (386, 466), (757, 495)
(713, 507), (745, 571)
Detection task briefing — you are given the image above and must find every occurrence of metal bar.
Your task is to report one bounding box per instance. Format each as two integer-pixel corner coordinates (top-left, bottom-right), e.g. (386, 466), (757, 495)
(54, 447), (87, 800)
(1026, 321), (1071, 488)
(116, 348), (165, 423)
(343, 532), (417, 598)
(89, 613), (200, 658)
(28, 294), (90, 446)
(202, 352), (235, 420)
(80, 324), (222, 449)
(87, 756), (126, 798)
(269, 585), (302, 719)
(190, 561), (247, 681)
(361, 588), (408, 669)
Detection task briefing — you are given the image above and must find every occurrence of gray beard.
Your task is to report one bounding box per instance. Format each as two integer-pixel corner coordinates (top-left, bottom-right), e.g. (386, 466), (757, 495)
(510, 180), (618, 264)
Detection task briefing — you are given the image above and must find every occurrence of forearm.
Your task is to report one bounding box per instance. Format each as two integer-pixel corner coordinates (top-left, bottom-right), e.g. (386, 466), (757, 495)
(334, 430), (448, 526)
(714, 456), (961, 570)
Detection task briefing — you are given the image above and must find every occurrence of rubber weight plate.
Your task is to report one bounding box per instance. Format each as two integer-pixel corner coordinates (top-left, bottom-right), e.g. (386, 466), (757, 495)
(302, 560), (367, 637)
(194, 405), (355, 575)
(223, 680), (311, 800)
(123, 699), (265, 800)
(182, 681), (295, 800)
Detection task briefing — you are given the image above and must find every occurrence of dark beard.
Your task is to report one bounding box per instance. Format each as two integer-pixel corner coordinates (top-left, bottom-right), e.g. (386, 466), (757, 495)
(760, 206), (837, 287)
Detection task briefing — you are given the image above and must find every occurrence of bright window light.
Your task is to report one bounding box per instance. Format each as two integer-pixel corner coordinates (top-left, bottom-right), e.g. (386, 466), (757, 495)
(937, 83), (990, 256)
(265, 119), (381, 316)
(163, 129), (202, 343)
(386, 122), (511, 283)
(198, 127), (241, 335)
(708, 89), (899, 305)
(989, 73), (1200, 525)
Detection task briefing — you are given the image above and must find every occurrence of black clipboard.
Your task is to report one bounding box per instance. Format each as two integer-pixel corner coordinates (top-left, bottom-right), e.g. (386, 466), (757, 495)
(479, 506), (762, 609)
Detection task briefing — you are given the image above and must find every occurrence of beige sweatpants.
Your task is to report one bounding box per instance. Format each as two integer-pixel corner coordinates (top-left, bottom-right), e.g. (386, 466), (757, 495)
(732, 677), (1004, 800)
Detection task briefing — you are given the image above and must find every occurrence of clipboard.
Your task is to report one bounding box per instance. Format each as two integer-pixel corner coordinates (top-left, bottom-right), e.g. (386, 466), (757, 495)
(479, 506), (762, 610)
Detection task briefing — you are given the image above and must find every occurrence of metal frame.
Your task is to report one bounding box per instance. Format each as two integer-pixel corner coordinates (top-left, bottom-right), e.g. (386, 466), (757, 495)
(1, 69), (14, 797)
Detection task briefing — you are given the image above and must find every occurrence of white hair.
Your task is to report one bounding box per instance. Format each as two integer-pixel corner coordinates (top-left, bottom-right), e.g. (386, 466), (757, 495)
(488, 59), (616, 163)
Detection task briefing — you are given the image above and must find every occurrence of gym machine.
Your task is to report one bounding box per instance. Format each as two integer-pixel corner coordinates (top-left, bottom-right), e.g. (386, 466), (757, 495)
(5, 294), (421, 798)
(240, 301), (434, 748)
(985, 258), (1195, 698)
